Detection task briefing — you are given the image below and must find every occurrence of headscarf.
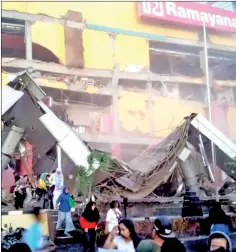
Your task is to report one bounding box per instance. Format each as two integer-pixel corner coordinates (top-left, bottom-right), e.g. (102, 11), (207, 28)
(63, 186), (69, 194)
(82, 201), (100, 223)
(40, 173), (47, 180)
(53, 168), (63, 190)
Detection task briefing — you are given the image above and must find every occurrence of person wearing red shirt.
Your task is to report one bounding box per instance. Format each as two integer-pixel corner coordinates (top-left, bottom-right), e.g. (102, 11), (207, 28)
(79, 201), (100, 252)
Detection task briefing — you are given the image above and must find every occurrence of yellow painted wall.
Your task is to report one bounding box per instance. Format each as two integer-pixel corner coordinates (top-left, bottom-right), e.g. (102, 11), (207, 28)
(2, 212), (49, 235)
(31, 22), (66, 64)
(119, 91), (207, 137)
(2, 2), (236, 140)
(1, 72), (235, 140)
(2, 2), (236, 70)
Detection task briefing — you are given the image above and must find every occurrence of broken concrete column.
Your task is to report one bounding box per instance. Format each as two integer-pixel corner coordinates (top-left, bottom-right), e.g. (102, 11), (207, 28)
(178, 143), (203, 217)
(1, 125), (25, 170)
(178, 143), (201, 196)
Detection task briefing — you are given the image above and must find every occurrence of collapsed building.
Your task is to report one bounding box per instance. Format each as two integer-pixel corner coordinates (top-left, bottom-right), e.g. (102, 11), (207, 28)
(2, 72), (236, 216)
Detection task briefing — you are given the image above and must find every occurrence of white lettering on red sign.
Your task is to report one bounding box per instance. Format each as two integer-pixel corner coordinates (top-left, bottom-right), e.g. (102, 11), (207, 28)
(138, 2), (236, 33)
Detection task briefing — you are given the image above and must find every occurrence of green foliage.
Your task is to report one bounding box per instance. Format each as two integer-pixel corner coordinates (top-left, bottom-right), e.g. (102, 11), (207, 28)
(76, 152), (111, 198)
(227, 158), (236, 169)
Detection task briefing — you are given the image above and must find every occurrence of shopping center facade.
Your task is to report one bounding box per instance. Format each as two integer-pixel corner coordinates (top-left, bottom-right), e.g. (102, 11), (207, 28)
(2, 2), (236, 161)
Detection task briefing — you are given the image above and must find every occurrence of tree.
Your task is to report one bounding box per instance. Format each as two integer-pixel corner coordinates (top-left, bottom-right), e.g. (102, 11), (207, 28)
(225, 158), (236, 181)
(227, 158), (236, 170)
(76, 152), (111, 202)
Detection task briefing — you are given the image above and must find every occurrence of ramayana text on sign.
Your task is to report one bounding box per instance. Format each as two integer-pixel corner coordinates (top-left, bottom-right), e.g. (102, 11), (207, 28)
(137, 2), (236, 33)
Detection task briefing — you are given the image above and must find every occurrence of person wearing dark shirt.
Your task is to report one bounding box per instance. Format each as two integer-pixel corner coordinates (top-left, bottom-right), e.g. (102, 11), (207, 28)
(137, 217), (174, 252)
(208, 202), (233, 235)
(161, 238), (185, 252)
(13, 175), (28, 209)
(8, 243), (32, 252)
(212, 248), (228, 252)
(13, 172), (21, 183)
(79, 201), (100, 252)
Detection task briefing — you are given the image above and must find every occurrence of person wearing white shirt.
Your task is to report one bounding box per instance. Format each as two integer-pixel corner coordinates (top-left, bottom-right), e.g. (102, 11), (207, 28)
(50, 168), (64, 209)
(103, 218), (140, 252)
(105, 201), (122, 234)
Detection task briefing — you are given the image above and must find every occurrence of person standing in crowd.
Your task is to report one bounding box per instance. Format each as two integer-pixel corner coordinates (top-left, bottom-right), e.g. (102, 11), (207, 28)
(10, 173), (21, 198)
(13, 175), (28, 209)
(49, 170), (56, 184)
(56, 186), (76, 236)
(36, 173), (48, 201)
(160, 238), (185, 252)
(79, 201), (100, 252)
(41, 173), (53, 209)
(13, 172), (21, 183)
(136, 217), (174, 252)
(45, 174), (51, 188)
(105, 200), (122, 234)
(208, 231), (232, 252)
(23, 207), (46, 252)
(24, 176), (34, 206)
(103, 218), (140, 252)
(50, 168), (64, 209)
(208, 202), (233, 235)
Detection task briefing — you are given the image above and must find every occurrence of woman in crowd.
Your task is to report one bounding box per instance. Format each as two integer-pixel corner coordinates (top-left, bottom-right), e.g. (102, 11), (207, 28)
(35, 173), (48, 201)
(103, 218), (140, 252)
(42, 174), (54, 209)
(208, 202), (233, 235)
(50, 168), (64, 209)
(105, 200), (122, 234)
(24, 176), (34, 206)
(56, 186), (76, 236)
(79, 201), (100, 252)
(14, 175), (28, 210)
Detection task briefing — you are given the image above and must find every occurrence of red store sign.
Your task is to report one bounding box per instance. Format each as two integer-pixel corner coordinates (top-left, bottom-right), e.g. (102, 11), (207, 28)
(137, 2), (236, 33)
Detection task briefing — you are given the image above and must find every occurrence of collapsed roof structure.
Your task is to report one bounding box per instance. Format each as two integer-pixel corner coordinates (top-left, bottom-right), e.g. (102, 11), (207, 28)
(2, 72), (236, 203)
(92, 112), (236, 201)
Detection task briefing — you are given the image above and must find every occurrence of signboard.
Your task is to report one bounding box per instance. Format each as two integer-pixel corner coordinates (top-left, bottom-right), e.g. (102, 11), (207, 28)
(137, 2), (236, 33)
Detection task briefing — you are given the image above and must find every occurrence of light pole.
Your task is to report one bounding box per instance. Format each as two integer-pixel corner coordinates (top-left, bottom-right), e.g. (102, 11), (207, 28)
(202, 21), (216, 185)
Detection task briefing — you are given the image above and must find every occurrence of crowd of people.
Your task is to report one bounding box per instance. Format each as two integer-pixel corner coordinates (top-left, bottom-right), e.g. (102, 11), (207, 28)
(5, 169), (235, 252)
(78, 200), (234, 252)
(10, 168), (64, 210)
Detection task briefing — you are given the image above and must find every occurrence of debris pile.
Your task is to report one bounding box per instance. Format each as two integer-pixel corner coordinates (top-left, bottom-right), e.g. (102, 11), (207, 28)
(2, 72), (236, 205)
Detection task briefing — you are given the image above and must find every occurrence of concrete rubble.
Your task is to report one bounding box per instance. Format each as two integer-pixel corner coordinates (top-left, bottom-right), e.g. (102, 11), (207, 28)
(2, 72), (236, 206)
